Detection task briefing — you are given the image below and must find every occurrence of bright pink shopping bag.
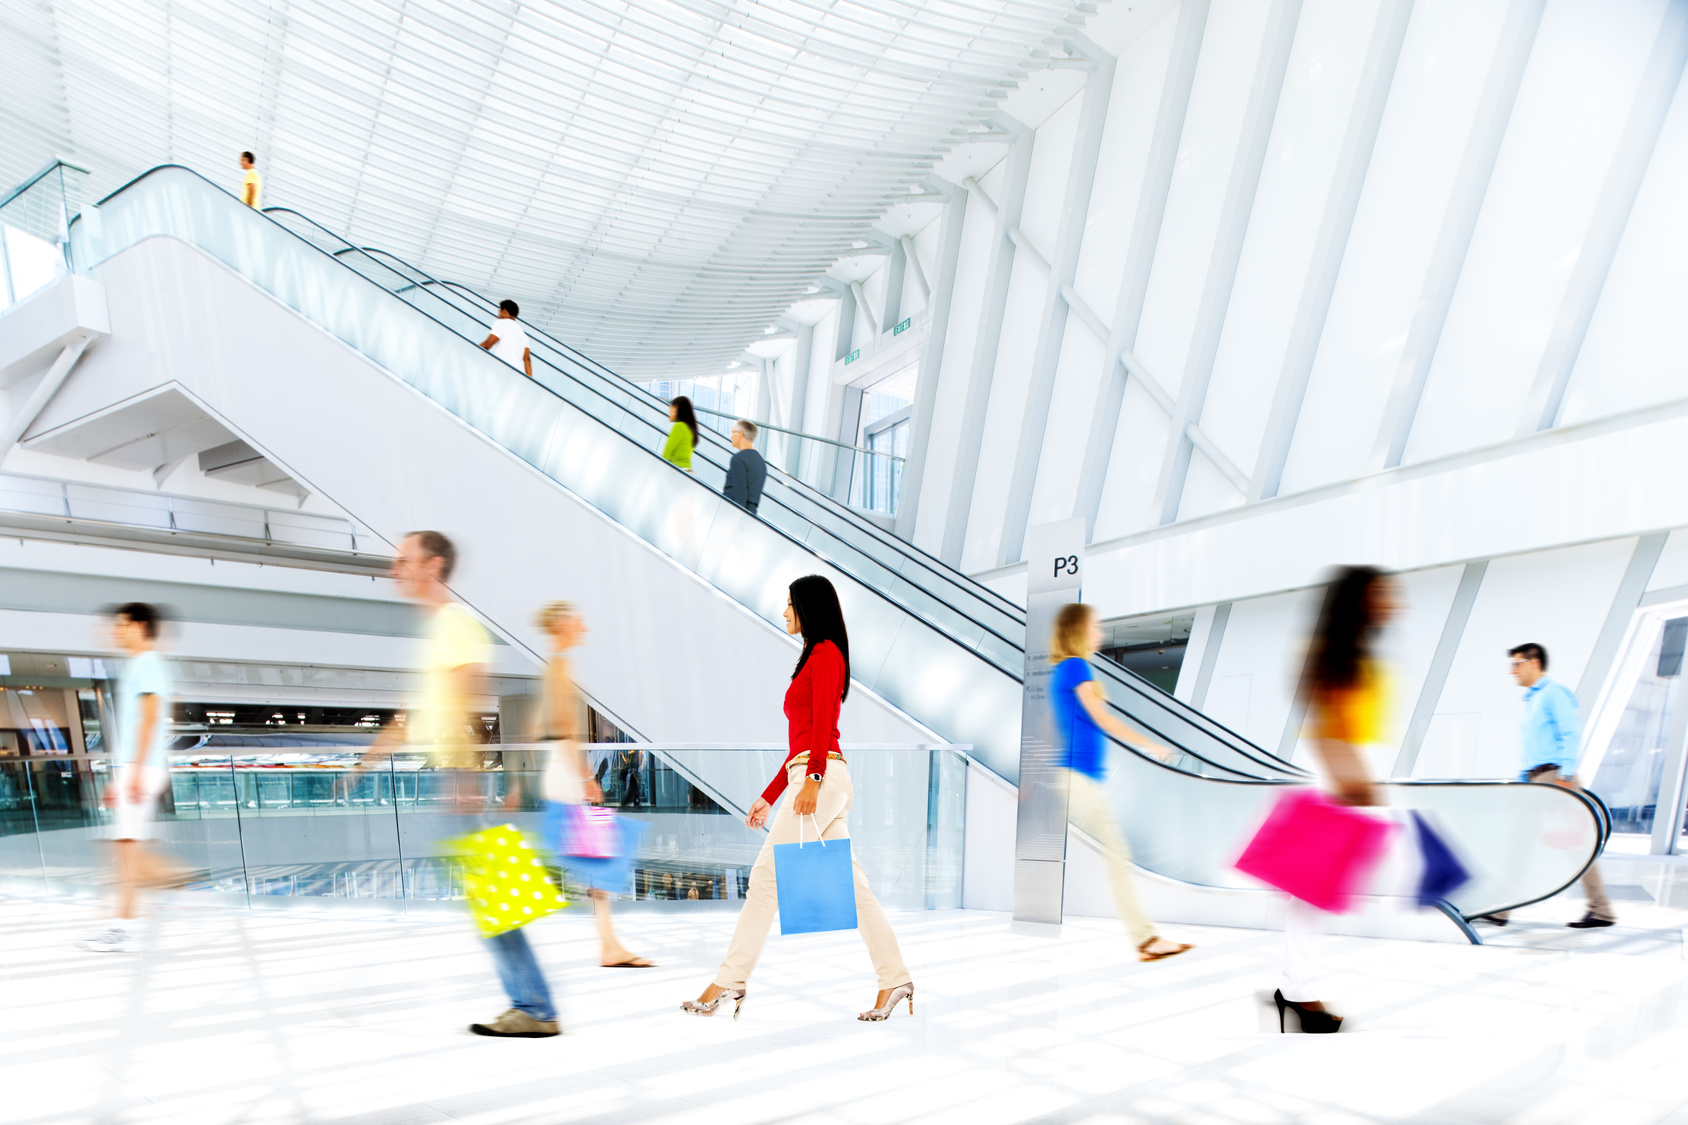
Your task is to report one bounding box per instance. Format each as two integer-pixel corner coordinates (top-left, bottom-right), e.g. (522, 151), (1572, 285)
(561, 804), (620, 859)
(1234, 789), (1395, 913)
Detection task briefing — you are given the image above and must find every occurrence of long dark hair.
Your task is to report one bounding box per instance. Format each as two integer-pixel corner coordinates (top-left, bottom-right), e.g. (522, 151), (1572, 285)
(671, 395), (700, 448)
(789, 574), (850, 701)
(1301, 565), (1387, 696)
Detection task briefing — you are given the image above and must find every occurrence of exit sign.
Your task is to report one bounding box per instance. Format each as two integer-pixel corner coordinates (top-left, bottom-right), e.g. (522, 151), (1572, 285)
(893, 317), (911, 335)
(844, 349), (860, 364)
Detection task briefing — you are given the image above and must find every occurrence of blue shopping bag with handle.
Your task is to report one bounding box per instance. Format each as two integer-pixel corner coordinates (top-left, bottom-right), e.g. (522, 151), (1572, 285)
(773, 815), (858, 935)
(541, 803), (649, 896)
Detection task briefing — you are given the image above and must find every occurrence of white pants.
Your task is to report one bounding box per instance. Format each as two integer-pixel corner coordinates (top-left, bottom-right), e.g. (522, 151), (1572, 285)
(713, 760), (910, 991)
(1280, 898), (1325, 1002)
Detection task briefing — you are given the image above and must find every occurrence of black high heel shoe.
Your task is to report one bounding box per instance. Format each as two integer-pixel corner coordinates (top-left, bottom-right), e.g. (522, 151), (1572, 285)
(1273, 989), (1343, 1034)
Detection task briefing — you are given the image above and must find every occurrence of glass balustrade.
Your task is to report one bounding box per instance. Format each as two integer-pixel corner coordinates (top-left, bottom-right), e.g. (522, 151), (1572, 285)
(0, 159), (90, 311)
(0, 744), (967, 913)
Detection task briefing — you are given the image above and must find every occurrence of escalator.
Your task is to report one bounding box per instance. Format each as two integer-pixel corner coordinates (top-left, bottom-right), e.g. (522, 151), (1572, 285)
(11, 164), (1606, 926)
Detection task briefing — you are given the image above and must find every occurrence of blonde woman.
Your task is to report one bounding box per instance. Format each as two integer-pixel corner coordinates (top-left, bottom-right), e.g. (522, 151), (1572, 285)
(535, 601), (653, 968)
(1050, 602), (1192, 963)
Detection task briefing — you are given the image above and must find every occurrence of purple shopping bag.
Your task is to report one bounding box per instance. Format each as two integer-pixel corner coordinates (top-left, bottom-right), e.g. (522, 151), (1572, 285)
(1234, 789), (1395, 913)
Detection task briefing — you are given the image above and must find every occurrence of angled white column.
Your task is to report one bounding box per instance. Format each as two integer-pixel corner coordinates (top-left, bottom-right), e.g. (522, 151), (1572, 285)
(895, 178), (967, 540)
(1249, 0), (1416, 502)
(939, 116), (1034, 566)
(1369, 0), (1548, 471)
(1516, 0), (1688, 436)
(998, 37), (1116, 566)
(880, 236), (907, 333)
(1072, 0), (1211, 538)
(1392, 561), (1487, 779)
(1150, 0), (1302, 527)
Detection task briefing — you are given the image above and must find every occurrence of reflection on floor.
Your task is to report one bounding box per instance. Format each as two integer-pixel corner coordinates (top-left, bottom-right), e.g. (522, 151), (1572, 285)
(5, 881), (1688, 1125)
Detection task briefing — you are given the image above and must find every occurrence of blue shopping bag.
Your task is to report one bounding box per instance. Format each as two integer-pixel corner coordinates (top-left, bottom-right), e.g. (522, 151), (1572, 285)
(773, 815), (858, 935)
(541, 803), (649, 896)
(1411, 811), (1471, 907)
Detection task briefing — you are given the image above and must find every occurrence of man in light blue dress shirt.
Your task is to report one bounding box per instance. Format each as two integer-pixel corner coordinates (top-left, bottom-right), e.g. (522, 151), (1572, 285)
(1478, 643), (1614, 929)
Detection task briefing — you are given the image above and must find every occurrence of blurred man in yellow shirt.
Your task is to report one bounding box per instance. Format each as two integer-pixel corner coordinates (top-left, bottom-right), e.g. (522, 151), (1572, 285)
(239, 151), (262, 208)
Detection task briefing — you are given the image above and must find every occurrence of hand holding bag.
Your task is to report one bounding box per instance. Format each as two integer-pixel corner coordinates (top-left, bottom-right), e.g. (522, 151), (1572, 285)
(773, 814), (859, 935)
(1234, 789), (1396, 913)
(541, 803), (649, 896)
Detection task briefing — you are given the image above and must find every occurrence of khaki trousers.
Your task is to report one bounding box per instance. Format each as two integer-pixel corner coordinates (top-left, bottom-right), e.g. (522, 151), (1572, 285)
(1491, 770), (1613, 922)
(1067, 771), (1159, 946)
(713, 760), (911, 991)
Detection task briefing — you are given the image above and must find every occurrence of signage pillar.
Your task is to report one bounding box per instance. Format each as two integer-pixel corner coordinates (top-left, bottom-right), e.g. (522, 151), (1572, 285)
(1012, 517), (1085, 927)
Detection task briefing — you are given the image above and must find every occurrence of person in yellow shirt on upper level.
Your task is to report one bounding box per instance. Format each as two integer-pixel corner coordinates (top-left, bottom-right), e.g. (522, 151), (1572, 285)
(239, 151), (262, 208)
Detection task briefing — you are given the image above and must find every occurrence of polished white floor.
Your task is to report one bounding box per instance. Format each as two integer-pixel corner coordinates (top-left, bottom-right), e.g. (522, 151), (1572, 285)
(7, 864), (1688, 1125)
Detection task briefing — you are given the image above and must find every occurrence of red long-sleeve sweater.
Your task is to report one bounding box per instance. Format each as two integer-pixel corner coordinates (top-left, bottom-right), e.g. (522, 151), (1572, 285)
(761, 640), (845, 805)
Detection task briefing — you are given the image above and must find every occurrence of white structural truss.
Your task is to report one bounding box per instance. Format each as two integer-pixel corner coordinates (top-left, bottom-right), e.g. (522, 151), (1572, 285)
(0, 0), (1101, 380)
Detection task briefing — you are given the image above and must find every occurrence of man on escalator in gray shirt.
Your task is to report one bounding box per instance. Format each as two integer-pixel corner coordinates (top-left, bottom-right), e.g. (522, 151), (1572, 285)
(723, 419), (767, 516)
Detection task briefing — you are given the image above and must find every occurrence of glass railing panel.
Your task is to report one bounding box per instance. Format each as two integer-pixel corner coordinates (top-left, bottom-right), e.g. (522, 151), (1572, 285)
(1104, 744), (1603, 917)
(0, 744), (965, 912)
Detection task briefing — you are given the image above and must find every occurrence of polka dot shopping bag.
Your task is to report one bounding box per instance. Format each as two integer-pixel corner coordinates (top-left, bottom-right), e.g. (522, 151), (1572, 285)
(449, 823), (568, 937)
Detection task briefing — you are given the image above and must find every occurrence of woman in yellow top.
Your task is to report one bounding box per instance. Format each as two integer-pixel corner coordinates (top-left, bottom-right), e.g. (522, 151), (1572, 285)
(661, 396), (700, 471)
(1276, 564), (1396, 1034)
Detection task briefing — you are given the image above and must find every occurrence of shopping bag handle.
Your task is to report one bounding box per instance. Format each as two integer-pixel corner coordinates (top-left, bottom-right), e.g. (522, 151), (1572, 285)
(798, 813), (826, 848)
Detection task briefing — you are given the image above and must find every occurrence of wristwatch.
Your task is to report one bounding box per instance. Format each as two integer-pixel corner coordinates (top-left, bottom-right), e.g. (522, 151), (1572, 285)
(807, 772), (825, 783)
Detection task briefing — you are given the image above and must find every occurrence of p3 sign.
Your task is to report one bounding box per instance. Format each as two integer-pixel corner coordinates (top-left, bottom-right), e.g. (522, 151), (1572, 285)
(1053, 555), (1079, 580)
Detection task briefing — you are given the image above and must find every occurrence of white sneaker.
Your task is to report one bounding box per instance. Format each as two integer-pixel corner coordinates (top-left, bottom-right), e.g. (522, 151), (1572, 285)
(78, 926), (140, 953)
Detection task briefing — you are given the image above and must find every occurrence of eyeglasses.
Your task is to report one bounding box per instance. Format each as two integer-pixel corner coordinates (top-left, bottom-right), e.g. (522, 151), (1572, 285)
(1508, 659), (1533, 668)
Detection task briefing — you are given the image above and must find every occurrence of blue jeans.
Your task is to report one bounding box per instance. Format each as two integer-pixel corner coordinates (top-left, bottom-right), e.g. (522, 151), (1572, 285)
(485, 927), (555, 1021)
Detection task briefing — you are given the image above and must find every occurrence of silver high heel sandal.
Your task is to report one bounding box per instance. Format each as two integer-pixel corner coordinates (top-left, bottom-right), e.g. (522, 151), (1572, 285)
(857, 983), (914, 1022)
(681, 989), (747, 1019)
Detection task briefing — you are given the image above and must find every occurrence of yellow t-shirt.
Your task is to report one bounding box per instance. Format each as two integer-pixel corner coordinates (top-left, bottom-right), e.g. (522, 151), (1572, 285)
(1311, 661), (1392, 746)
(242, 169), (263, 208)
(408, 601), (492, 762)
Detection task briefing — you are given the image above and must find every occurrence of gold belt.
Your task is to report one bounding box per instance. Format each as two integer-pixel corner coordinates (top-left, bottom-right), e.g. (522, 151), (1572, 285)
(789, 751), (846, 767)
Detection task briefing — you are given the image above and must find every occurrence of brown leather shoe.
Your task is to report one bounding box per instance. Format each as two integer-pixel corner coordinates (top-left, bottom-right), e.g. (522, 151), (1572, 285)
(470, 1008), (560, 1037)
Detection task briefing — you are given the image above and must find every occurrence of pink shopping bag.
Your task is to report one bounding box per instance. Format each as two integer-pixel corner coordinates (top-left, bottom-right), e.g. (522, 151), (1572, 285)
(1234, 789), (1395, 913)
(562, 804), (620, 859)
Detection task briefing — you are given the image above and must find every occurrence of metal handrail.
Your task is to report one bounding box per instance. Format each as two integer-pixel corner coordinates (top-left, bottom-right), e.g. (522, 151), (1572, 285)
(687, 402), (904, 463)
(0, 157), (90, 213)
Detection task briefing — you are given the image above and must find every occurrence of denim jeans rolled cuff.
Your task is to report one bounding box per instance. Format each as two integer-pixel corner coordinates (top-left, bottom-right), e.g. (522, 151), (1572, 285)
(486, 927), (556, 1021)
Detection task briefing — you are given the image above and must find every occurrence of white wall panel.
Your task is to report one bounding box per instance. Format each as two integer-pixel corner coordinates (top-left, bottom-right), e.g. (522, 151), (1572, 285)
(1176, 448), (1245, 520)
(1414, 538), (1636, 778)
(1278, 0), (1512, 494)
(1559, 74), (1688, 427)
(1016, 94), (1083, 254)
(959, 105), (1081, 569)
(1091, 378), (1173, 540)
(1174, 603), (1220, 703)
(1027, 316), (1106, 527)
(1647, 530), (1688, 592)
(804, 305), (837, 430)
(910, 181), (999, 553)
(1194, 0), (1380, 499)
(1069, 10), (1179, 318)
(1403, 0), (1667, 465)
(962, 258), (1048, 570)
(1204, 586), (1323, 751)
(1132, 0), (1273, 400)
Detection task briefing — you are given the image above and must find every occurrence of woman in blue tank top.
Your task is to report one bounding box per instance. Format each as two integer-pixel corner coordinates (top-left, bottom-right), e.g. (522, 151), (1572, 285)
(1051, 602), (1192, 963)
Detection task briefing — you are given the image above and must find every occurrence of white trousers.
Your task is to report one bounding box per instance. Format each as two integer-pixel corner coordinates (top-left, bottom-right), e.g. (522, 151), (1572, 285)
(713, 760), (910, 991)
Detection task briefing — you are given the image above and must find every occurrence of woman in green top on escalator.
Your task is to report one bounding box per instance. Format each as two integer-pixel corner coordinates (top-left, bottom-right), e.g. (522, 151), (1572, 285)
(662, 396), (700, 471)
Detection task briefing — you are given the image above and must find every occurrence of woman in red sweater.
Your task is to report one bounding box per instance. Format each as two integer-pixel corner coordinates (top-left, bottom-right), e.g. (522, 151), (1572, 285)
(682, 575), (914, 1022)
